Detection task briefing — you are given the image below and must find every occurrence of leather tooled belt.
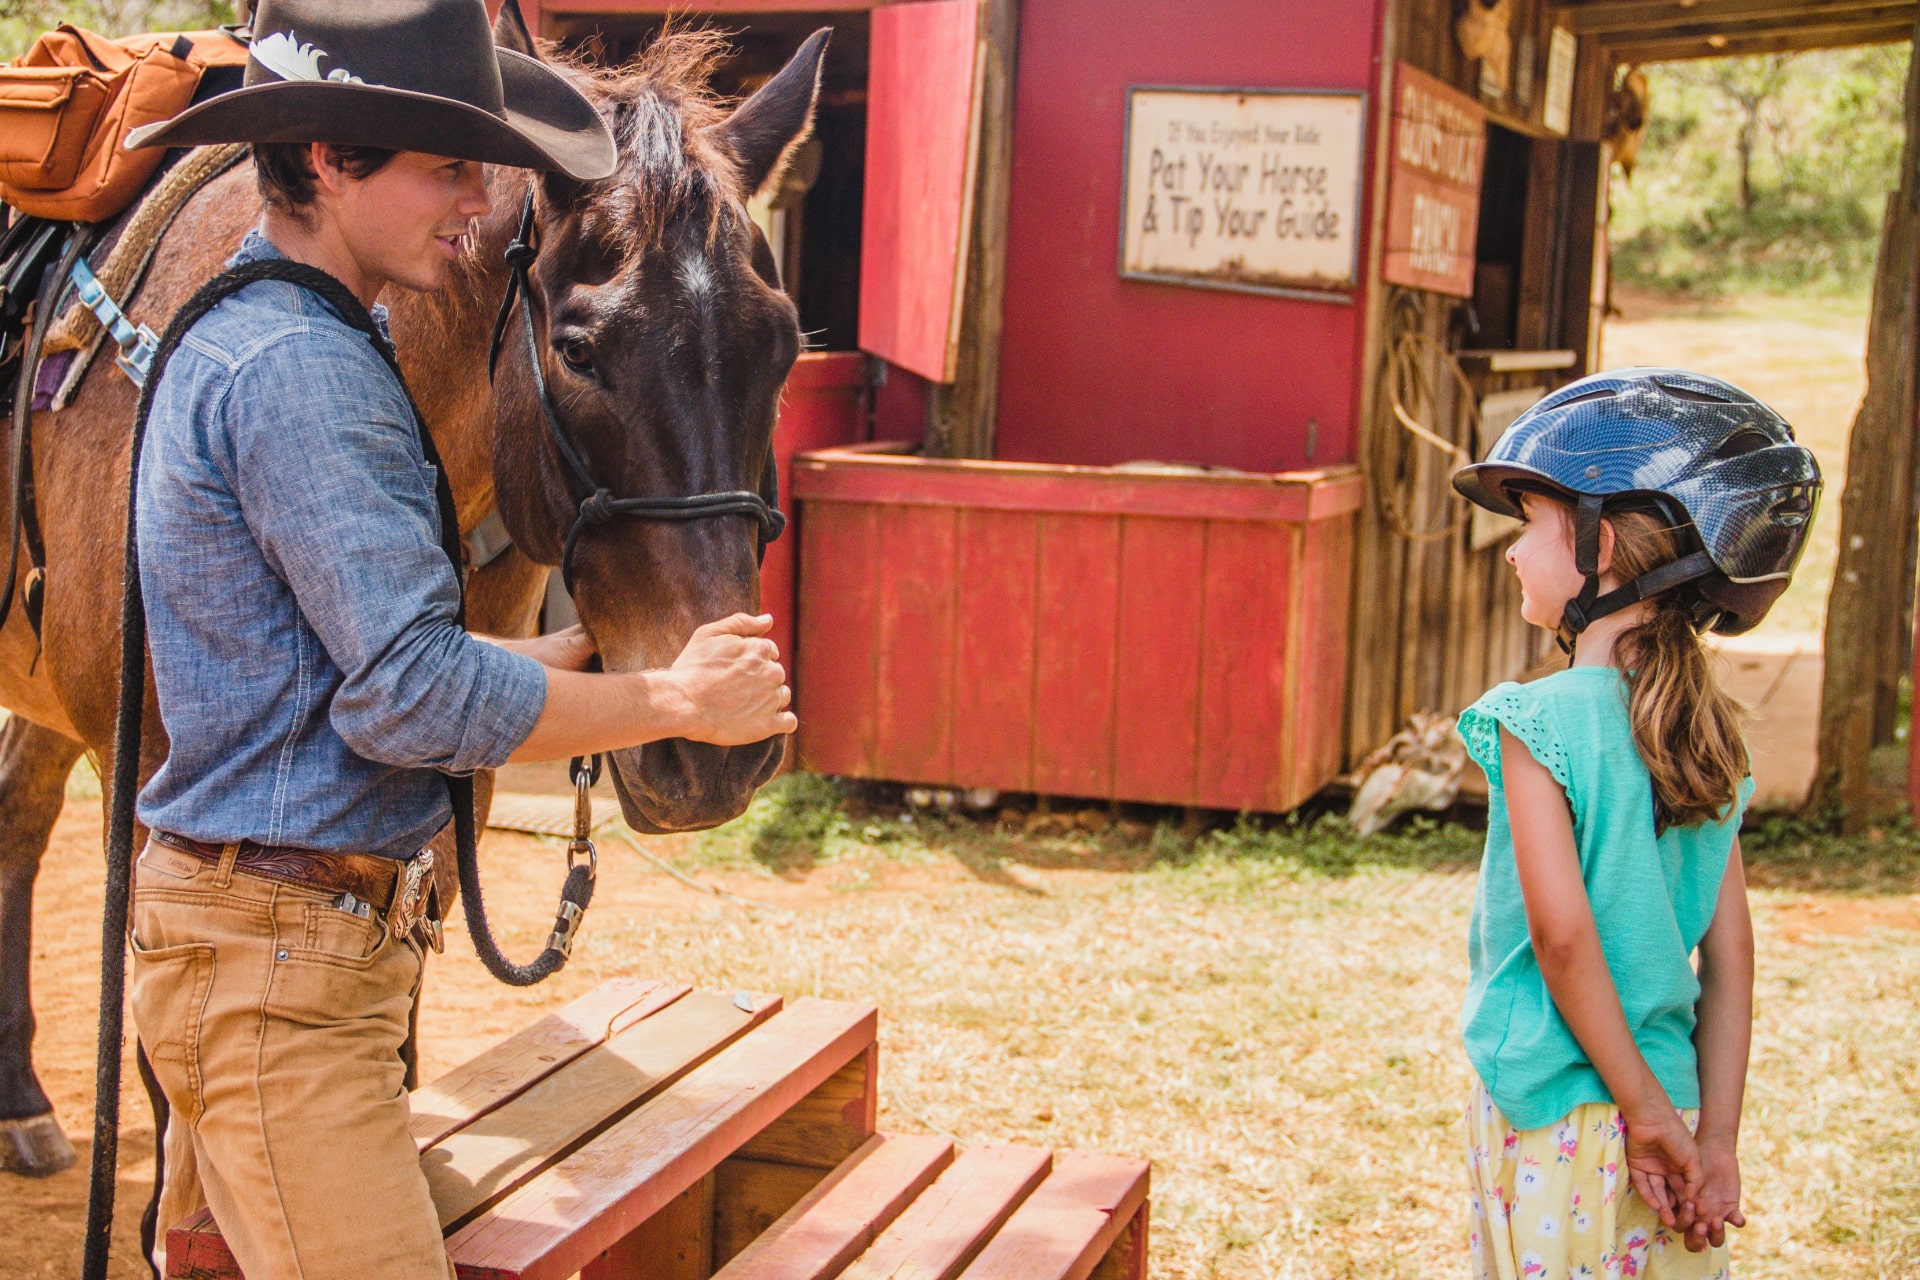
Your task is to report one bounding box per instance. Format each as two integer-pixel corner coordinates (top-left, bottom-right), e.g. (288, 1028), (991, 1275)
(149, 830), (442, 949)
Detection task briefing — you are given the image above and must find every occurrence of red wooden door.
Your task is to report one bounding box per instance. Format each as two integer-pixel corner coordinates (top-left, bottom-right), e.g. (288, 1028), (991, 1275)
(858, 0), (984, 384)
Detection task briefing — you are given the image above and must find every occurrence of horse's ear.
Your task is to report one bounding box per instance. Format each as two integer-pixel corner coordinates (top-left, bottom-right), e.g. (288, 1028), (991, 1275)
(710, 28), (830, 198)
(494, 0), (538, 58)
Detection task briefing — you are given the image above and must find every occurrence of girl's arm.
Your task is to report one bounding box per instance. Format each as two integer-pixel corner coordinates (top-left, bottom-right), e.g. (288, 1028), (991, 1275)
(1687, 837), (1753, 1249)
(1499, 726), (1703, 1224)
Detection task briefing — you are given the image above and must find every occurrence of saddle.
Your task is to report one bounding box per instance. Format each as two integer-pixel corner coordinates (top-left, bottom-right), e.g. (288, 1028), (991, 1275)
(0, 26), (250, 640)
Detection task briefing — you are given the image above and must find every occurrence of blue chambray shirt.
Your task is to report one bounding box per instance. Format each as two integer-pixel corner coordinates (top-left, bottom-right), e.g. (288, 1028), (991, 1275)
(135, 232), (547, 860)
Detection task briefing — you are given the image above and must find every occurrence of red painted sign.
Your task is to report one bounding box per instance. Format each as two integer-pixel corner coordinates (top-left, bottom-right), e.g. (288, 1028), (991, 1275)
(1382, 63), (1486, 298)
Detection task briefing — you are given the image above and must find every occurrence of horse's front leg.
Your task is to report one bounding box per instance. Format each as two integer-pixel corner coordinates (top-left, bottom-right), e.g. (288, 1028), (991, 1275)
(0, 714), (86, 1176)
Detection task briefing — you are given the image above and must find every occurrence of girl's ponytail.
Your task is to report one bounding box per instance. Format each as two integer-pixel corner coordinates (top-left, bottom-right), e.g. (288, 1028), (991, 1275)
(1606, 509), (1750, 830)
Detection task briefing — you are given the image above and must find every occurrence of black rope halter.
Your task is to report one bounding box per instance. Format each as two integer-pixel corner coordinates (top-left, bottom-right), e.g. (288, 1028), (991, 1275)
(487, 188), (787, 593)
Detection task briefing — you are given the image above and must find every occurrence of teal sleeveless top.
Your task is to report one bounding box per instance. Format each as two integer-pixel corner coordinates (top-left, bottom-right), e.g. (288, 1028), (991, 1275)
(1457, 666), (1752, 1131)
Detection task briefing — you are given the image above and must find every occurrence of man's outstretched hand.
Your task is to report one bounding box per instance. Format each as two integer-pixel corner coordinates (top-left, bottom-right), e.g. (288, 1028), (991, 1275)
(659, 613), (797, 746)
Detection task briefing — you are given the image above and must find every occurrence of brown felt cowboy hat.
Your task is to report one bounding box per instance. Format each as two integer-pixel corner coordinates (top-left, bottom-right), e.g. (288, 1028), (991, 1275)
(124, 0), (616, 180)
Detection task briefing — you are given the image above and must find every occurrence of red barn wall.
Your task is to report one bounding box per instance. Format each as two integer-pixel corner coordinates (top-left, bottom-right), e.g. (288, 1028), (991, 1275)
(993, 0), (1383, 472)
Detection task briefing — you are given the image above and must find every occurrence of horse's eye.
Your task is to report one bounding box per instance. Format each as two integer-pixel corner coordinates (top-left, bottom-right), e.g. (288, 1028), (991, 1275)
(557, 337), (594, 374)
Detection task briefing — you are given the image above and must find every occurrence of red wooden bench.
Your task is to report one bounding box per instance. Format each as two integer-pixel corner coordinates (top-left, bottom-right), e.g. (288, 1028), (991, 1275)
(164, 977), (1149, 1280)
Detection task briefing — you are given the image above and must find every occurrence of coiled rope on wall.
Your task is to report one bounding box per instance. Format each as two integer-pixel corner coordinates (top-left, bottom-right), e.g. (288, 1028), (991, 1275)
(1371, 288), (1478, 544)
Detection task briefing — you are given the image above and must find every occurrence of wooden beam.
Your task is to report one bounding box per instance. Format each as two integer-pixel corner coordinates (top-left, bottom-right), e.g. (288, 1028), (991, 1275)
(1606, 18), (1914, 60)
(1341, 0), (1403, 766)
(735, 1042), (879, 1169)
(925, 0), (1020, 459)
(1586, 2), (1913, 43)
(1565, 0), (1911, 36)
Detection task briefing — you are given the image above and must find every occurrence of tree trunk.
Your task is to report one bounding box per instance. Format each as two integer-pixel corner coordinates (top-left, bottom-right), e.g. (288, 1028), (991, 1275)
(1736, 121), (1754, 213)
(1811, 20), (1920, 824)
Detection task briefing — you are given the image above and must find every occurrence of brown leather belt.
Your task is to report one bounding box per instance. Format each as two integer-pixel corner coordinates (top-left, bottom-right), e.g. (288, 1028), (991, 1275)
(149, 830), (443, 949)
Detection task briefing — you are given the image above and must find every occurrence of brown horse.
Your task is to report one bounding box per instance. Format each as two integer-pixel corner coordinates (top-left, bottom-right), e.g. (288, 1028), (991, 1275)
(0, 5), (823, 1179)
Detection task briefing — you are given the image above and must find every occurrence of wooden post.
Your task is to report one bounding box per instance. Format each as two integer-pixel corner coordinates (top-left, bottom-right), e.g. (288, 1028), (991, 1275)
(926, 0), (1019, 459)
(1816, 20), (1920, 824)
(1342, 0), (1404, 765)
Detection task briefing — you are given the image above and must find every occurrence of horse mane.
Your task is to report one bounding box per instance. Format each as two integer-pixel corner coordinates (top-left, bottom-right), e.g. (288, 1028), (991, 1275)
(551, 27), (740, 247)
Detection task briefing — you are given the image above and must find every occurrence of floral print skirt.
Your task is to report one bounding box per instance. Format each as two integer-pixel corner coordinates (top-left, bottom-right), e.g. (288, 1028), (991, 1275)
(1465, 1080), (1731, 1280)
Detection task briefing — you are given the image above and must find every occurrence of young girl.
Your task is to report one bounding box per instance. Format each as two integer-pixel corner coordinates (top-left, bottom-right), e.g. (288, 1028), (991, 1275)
(1449, 369), (1822, 1280)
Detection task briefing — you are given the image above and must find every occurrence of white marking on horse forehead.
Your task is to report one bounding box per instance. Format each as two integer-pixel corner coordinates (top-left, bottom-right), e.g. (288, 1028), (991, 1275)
(675, 246), (715, 302)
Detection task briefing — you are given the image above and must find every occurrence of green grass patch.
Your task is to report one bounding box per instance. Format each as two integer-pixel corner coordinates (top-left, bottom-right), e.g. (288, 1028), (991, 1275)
(693, 773), (1920, 899)
(1741, 810), (1920, 894)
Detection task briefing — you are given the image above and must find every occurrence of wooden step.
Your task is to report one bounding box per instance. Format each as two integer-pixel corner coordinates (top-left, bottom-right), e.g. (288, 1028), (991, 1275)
(162, 983), (860, 1280)
(166, 976), (700, 1280)
(837, 1144), (1054, 1280)
(711, 1134), (956, 1280)
(409, 977), (689, 1151)
(162, 979), (1151, 1280)
(426, 987), (783, 1231)
(957, 1153), (1150, 1280)
(446, 996), (878, 1280)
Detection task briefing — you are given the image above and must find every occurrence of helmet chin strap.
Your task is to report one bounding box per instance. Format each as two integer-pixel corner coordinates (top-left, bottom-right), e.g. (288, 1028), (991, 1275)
(1555, 492), (1717, 657)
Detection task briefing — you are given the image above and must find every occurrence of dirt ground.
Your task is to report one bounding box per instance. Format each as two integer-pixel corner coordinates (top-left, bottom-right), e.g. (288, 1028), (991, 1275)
(6, 787), (1919, 1279)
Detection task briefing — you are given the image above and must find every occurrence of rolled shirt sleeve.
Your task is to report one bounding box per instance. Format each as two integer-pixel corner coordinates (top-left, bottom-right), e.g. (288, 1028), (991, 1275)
(216, 327), (545, 773)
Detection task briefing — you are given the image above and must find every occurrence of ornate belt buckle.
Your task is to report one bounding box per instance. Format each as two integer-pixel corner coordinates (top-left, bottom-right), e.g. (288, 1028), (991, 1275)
(390, 847), (434, 941)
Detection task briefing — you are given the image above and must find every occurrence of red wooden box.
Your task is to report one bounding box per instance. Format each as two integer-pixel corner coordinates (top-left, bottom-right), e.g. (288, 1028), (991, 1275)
(791, 445), (1363, 813)
(764, 353), (868, 665)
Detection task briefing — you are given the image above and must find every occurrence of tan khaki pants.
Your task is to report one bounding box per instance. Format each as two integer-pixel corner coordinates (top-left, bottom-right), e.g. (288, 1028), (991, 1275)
(130, 839), (453, 1280)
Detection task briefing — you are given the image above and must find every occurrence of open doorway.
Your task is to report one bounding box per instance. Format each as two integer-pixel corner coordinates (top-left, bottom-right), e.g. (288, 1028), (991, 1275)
(1598, 44), (1912, 811)
(543, 9), (873, 351)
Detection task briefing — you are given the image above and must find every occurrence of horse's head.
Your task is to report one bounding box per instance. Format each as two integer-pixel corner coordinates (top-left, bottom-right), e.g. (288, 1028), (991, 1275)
(487, 8), (824, 832)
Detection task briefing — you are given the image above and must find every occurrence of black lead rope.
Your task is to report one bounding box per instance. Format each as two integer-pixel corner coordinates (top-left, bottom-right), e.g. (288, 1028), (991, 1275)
(84, 258), (591, 1280)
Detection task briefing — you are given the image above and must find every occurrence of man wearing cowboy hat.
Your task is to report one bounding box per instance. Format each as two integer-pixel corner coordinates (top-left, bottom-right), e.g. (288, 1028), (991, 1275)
(120, 1), (796, 1274)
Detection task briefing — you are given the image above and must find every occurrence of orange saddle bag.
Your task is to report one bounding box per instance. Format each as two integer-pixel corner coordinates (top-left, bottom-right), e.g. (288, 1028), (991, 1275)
(0, 25), (248, 223)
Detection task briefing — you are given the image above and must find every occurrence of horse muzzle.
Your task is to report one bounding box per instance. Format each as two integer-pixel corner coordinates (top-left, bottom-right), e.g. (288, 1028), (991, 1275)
(607, 734), (786, 833)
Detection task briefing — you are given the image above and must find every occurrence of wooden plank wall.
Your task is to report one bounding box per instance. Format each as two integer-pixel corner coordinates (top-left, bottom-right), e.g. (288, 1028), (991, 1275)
(1346, 0), (1596, 761)
(794, 455), (1363, 811)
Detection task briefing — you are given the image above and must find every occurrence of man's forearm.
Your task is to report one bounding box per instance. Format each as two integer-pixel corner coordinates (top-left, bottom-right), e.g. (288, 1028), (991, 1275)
(507, 668), (689, 762)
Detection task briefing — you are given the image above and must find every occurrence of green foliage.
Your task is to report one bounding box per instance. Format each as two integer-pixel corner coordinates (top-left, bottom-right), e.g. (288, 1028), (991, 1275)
(0, 1), (239, 61)
(1611, 46), (1911, 296)
(695, 771), (871, 872)
(1741, 807), (1920, 893)
(1155, 811), (1484, 877)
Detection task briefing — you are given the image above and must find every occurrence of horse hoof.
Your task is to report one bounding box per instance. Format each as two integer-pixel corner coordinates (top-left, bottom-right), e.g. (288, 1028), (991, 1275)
(0, 1112), (77, 1177)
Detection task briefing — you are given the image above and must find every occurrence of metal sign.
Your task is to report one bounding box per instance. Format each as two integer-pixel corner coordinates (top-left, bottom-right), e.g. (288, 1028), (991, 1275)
(1382, 63), (1486, 299)
(1120, 86), (1365, 300)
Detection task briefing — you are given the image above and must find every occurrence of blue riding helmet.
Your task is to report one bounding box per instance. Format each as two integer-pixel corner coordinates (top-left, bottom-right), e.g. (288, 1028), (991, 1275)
(1452, 368), (1822, 637)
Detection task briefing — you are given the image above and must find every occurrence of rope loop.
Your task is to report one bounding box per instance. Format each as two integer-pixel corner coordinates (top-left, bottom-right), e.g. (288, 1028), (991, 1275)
(504, 240), (538, 269)
(580, 488), (617, 524)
